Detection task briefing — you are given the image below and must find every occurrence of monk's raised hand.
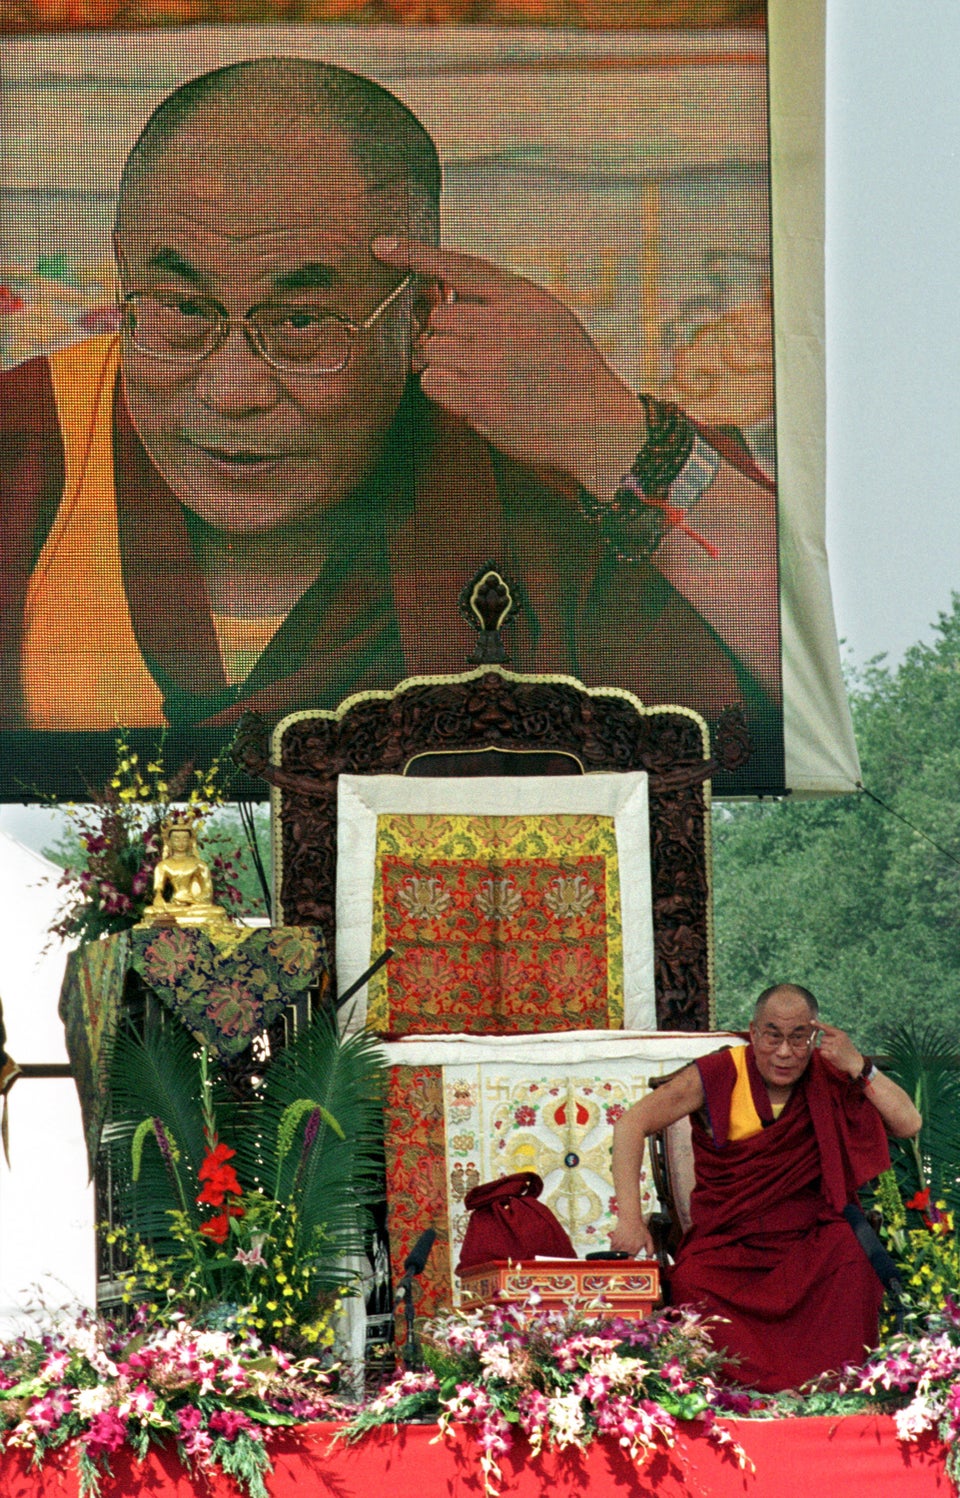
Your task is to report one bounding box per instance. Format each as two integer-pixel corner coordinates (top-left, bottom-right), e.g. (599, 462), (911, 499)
(814, 1021), (864, 1079)
(372, 234), (647, 492)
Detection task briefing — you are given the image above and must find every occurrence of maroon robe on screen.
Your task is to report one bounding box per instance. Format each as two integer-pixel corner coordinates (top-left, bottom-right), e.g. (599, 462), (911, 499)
(669, 1047), (891, 1392)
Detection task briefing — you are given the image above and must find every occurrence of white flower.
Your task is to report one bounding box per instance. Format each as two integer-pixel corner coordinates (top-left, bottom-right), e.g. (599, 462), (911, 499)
(547, 1392), (587, 1450)
(75, 1385), (113, 1418)
(194, 1332), (232, 1358)
(7, 1420), (39, 1449)
(894, 1392), (942, 1441)
(479, 1343), (515, 1381)
(587, 1352), (633, 1388)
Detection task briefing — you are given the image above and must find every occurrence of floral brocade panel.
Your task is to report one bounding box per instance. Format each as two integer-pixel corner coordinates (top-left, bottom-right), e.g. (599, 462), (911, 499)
(368, 813), (623, 1035)
(384, 1065), (451, 1323)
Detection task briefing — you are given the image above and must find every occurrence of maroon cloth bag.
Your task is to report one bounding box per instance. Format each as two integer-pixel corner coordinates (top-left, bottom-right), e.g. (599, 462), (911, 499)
(457, 1171), (576, 1271)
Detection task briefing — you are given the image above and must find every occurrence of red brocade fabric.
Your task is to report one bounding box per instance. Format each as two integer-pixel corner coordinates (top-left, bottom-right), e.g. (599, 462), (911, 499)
(670, 1048), (891, 1392)
(383, 1064), (451, 1319)
(377, 849), (613, 1035)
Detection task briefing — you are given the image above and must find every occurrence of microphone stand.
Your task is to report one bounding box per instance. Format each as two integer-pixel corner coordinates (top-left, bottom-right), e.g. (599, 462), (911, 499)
(335, 948), (394, 1012)
(398, 1272), (420, 1368)
(395, 1228), (436, 1371)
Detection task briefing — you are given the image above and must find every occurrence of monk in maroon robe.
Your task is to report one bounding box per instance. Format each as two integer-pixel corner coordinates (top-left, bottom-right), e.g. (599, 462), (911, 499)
(611, 983), (922, 1391)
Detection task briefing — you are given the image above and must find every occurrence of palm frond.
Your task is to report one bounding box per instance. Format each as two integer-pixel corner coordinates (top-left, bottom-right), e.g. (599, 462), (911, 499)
(881, 1020), (960, 1211)
(233, 1008), (386, 1265)
(103, 1019), (235, 1246)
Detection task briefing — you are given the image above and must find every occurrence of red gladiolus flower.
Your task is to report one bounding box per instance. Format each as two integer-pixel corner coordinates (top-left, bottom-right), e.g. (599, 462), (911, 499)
(905, 1188), (931, 1211)
(197, 1140), (243, 1207)
(199, 1203), (244, 1244)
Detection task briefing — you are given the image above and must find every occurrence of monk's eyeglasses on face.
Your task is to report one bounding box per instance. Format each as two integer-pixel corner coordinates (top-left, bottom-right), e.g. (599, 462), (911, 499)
(754, 1026), (816, 1054)
(120, 275), (413, 376)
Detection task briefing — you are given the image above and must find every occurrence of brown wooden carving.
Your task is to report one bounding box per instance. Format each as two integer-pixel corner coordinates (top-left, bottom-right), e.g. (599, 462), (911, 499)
(232, 669), (732, 1030)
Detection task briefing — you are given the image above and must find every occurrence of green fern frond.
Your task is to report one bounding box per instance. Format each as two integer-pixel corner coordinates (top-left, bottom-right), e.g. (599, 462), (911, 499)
(881, 1019), (960, 1215)
(104, 1020), (238, 1249)
(233, 1006), (385, 1266)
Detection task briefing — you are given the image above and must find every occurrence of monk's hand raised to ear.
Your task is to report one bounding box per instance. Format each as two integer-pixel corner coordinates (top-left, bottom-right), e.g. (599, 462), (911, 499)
(372, 235), (648, 497)
(814, 1022), (864, 1079)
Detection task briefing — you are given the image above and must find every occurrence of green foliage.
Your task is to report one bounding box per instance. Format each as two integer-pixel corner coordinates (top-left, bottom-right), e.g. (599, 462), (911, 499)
(712, 596), (960, 1044)
(233, 1009), (387, 1279)
(102, 1005), (385, 1345)
(881, 1022), (960, 1210)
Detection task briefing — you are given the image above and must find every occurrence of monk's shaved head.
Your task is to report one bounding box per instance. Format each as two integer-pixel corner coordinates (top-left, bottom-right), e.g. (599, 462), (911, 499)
(753, 983), (819, 1023)
(115, 57), (441, 240)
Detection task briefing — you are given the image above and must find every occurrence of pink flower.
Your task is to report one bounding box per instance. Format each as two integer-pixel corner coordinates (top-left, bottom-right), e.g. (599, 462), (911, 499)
(120, 1383), (156, 1418)
(39, 1351), (70, 1380)
(177, 1404), (213, 1460)
(26, 1390), (73, 1434)
(209, 1408), (255, 1442)
(84, 1408), (127, 1461)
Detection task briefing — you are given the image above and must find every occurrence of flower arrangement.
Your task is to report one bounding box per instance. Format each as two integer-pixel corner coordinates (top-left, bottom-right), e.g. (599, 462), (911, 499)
(0, 1307), (338, 1498)
(345, 1300), (753, 1495)
(873, 1169), (960, 1334)
(48, 733), (246, 943)
(103, 1007), (385, 1355)
(820, 1300), (960, 1489)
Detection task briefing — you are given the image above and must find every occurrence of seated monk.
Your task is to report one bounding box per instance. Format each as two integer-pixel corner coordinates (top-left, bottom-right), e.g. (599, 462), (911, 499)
(140, 822), (230, 928)
(610, 983), (922, 1392)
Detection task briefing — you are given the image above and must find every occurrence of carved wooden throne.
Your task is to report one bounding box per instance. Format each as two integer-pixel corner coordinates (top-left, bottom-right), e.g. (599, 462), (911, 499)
(232, 664), (748, 1033)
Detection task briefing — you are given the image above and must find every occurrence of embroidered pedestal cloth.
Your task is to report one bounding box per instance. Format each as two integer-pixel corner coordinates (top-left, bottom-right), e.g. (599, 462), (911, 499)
(336, 773), (654, 1035)
(59, 926), (328, 1170)
(127, 925), (327, 1058)
(381, 1029), (734, 1318)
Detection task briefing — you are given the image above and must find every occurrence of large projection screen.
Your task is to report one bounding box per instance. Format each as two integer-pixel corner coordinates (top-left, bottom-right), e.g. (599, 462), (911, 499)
(0, 0), (856, 799)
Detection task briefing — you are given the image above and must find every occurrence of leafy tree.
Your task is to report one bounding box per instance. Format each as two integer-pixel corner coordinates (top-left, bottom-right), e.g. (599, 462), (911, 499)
(713, 595), (960, 1046)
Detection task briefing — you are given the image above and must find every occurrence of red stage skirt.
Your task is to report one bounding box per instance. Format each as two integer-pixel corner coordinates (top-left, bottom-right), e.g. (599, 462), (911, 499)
(0, 1416), (950, 1496)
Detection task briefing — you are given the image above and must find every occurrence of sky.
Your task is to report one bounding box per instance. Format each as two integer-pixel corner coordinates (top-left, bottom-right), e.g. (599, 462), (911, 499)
(824, 1), (960, 669)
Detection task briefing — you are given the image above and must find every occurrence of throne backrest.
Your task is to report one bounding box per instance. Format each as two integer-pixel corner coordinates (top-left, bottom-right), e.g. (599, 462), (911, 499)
(236, 665), (734, 1031)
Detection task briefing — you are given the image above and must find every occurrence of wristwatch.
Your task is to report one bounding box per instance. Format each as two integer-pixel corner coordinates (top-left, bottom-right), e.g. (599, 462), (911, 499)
(855, 1055), (877, 1087)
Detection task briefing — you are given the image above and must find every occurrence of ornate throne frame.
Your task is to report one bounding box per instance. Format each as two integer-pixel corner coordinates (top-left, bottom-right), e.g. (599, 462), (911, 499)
(232, 665), (749, 1031)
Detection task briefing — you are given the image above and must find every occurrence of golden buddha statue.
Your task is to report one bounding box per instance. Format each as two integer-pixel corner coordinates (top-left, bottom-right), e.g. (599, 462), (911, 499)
(138, 821), (232, 930)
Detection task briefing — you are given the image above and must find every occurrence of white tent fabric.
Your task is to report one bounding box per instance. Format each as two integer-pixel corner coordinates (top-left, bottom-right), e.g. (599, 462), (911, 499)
(0, 832), (94, 1332)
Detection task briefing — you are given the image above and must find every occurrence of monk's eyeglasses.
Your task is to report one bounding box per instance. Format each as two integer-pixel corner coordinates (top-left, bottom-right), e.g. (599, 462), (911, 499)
(120, 275), (413, 376)
(754, 1026), (816, 1053)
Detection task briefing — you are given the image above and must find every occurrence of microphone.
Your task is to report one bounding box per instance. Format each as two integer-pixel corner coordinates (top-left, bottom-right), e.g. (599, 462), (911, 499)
(404, 1228), (437, 1277)
(395, 1229), (436, 1301)
(395, 1228), (436, 1370)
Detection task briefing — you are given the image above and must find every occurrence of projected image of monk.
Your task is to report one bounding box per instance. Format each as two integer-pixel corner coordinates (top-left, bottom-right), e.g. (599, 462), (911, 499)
(0, 58), (780, 781)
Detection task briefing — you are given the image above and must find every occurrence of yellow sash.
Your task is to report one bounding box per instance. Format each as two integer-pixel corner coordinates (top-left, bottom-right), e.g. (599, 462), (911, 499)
(727, 1043), (783, 1141)
(21, 336), (166, 729)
